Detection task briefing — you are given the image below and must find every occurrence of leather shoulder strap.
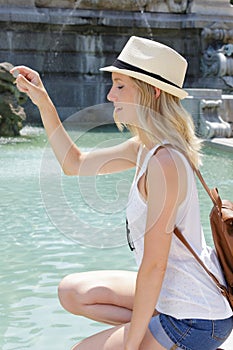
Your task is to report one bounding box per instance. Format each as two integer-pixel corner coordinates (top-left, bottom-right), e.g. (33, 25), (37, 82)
(154, 145), (229, 297)
(174, 227), (228, 296)
(193, 169), (218, 206)
(152, 144), (215, 202)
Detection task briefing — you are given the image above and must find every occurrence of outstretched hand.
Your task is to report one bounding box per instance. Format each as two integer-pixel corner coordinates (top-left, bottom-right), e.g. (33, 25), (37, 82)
(10, 66), (48, 107)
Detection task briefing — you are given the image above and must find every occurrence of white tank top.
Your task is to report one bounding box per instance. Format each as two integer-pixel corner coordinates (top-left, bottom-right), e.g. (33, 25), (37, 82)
(126, 143), (232, 320)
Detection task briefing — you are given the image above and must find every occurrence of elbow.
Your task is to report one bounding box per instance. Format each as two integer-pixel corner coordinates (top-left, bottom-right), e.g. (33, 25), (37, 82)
(60, 149), (83, 176)
(140, 259), (167, 278)
(150, 264), (167, 277)
(61, 163), (78, 176)
(62, 167), (77, 176)
(137, 263), (167, 291)
(154, 265), (167, 277)
(61, 156), (81, 176)
(62, 168), (72, 176)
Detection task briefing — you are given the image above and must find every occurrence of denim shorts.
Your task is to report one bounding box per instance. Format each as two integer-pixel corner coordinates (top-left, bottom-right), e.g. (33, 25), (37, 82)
(149, 313), (233, 350)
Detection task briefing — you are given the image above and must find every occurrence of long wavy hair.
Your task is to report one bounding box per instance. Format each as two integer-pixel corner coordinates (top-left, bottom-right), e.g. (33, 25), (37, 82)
(114, 78), (202, 169)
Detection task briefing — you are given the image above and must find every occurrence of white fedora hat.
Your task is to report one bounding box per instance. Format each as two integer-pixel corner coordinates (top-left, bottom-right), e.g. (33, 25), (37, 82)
(100, 36), (188, 99)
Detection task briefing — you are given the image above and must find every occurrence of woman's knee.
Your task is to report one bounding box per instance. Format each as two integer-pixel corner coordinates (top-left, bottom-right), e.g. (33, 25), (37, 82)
(58, 273), (84, 315)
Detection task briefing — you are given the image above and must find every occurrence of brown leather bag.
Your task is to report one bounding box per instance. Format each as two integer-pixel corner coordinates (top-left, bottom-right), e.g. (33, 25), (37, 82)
(174, 169), (233, 310)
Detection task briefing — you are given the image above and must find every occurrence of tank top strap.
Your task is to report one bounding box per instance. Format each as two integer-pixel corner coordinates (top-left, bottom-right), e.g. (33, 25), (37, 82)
(136, 143), (164, 182)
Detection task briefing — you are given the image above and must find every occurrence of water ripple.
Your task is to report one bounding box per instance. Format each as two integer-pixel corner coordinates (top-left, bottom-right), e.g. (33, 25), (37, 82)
(0, 127), (232, 349)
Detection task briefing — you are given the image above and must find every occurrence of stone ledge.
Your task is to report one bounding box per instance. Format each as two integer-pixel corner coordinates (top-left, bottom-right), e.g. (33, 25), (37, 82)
(189, 0), (233, 16)
(1, 0), (233, 16)
(0, 6), (233, 29)
(205, 137), (233, 152)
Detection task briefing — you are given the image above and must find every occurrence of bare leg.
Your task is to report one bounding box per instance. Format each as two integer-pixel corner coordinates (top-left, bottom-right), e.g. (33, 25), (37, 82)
(71, 322), (165, 350)
(58, 270), (137, 325)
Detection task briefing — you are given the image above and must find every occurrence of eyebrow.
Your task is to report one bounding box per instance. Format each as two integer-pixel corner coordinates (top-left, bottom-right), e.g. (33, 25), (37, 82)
(113, 78), (124, 83)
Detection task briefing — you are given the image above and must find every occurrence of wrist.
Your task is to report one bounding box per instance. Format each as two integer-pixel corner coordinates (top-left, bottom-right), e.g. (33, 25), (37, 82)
(37, 91), (54, 111)
(125, 339), (139, 350)
(125, 345), (138, 350)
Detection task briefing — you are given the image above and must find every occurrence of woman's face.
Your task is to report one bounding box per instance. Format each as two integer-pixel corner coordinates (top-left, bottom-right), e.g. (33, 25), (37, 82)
(107, 72), (139, 126)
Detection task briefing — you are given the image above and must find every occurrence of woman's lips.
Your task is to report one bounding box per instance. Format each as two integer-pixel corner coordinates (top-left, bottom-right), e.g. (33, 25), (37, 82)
(114, 106), (123, 113)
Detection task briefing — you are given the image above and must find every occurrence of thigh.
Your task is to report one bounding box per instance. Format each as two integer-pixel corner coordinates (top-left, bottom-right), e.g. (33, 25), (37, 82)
(59, 270), (137, 309)
(71, 322), (165, 350)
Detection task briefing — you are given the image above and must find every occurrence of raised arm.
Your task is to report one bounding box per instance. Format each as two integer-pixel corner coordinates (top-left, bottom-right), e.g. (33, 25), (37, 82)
(11, 66), (139, 176)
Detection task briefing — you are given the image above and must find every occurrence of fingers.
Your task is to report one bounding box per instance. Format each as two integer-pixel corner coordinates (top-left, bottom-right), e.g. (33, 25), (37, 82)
(10, 65), (42, 92)
(10, 65), (42, 88)
(10, 65), (38, 80)
(14, 74), (31, 94)
(10, 65), (47, 106)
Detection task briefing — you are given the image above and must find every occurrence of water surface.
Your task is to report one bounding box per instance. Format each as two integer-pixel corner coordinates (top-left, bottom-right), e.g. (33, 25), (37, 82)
(0, 126), (232, 349)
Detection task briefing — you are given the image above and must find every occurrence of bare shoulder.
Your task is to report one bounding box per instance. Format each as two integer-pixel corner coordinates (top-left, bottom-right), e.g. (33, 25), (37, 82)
(120, 136), (141, 162)
(127, 136), (141, 154)
(146, 147), (187, 198)
(146, 147), (188, 207)
(148, 147), (186, 176)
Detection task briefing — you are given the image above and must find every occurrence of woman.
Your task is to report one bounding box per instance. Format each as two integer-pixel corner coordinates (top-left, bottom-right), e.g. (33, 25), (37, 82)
(12, 36), (232, 350)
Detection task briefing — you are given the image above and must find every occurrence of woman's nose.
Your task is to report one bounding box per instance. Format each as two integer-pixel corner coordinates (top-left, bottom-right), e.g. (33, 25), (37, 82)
(107, 87), (117, 102)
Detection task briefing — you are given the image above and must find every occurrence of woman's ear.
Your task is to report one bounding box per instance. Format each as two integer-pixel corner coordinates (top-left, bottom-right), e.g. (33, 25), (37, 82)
(154, 87), (161, 99)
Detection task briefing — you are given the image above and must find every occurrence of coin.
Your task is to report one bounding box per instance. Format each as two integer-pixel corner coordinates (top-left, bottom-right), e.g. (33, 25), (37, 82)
(12, 69), (20, 78)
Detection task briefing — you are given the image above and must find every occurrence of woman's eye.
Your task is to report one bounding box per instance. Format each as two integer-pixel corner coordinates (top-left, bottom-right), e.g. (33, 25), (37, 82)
(118, 85), (124, 90)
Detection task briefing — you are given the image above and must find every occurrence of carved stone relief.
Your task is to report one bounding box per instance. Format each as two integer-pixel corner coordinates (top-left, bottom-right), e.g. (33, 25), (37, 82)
(189, 0), (233, 16)
(0, 0), (189, 12)
(34, 1), (189, 13)
(199, 99), (232, 138)
(34, 0), (77, 8)
(201, 27), (233, 89)
(201, 27), (233, 52)
(166, 0), (188, 13)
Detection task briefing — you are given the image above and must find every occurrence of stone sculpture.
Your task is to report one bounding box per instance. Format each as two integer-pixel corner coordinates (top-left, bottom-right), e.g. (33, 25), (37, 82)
(199, 99), (232, 138)
(166, 0), (188, 13)
(6, 0), (189, 13)
(201, 27), (233, 89)
(0, 0), (232, 135)
(0, 62), (27, 137)
(35, 0), (75, 7)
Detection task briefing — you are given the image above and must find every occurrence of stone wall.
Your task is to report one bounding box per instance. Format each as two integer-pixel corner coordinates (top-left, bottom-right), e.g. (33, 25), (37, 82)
(0, 1), (233, 123)
(1, 0), (232, 13)
(0, 1), (190, 12)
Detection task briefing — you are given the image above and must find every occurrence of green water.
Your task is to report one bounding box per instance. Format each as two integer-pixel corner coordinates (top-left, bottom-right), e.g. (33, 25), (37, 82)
(0, 126), (232, 350)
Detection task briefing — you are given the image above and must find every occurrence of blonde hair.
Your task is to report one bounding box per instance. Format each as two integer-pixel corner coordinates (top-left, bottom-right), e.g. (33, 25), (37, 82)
(114, 78), (202, 169)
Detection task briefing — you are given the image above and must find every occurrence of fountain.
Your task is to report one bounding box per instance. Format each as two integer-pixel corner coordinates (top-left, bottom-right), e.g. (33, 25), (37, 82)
(0, 2), (233, 349)
(0, 0), (233, 140)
